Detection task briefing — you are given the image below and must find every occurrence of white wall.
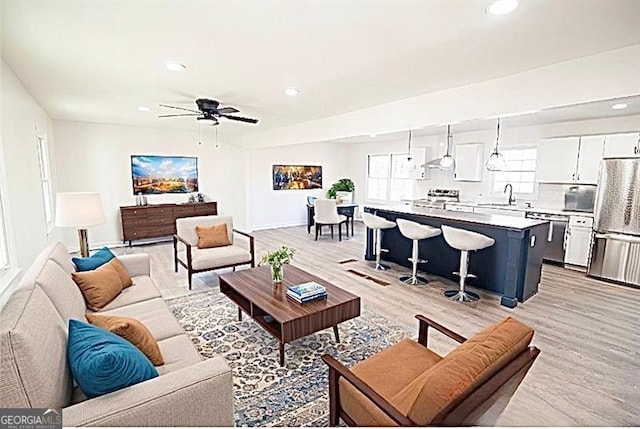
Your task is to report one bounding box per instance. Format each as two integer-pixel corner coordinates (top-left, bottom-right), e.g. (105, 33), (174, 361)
(345, 114), (640, 208)
(0, 60), (61, 301)
(53, 120), (246, 250)
(247, 142), (348, 230)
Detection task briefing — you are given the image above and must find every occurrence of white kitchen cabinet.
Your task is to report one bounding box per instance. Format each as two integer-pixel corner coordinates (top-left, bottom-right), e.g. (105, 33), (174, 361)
(454, 143), (484, 182)
(444, 203), (474, 213)
(473, 207), (526, 218)
(536, 137), (580, 183)
(537, 136), (604, 184)
(577, 136), (605, 184)
(564, 216), (593, 267)
(409, 147), (432, 180)
(603, 133), (640, 158)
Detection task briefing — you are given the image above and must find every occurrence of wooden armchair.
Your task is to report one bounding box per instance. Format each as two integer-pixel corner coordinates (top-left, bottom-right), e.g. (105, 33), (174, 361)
(322, 316), (540, 426)
(173, 215), (255, 289)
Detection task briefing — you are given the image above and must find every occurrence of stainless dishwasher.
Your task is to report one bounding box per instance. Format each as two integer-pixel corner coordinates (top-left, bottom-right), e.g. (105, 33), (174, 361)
(525, 212), (569, 264)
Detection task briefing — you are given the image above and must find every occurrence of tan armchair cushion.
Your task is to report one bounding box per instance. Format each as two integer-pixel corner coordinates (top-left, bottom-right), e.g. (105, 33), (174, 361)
(196, 223), (232, 249)
(177, 245), (252, 271)
(339, 339), (443, 426)
(394, 317), (534, 425)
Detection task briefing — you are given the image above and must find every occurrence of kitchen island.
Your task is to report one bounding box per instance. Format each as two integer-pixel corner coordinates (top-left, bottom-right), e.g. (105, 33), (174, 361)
(364, 204), (549, 308)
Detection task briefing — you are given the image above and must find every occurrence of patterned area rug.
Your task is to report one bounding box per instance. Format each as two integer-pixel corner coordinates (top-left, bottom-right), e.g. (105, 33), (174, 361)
(167, 290), (414, 426)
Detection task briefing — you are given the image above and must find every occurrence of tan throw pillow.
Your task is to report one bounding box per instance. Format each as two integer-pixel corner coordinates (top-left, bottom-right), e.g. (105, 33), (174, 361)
(86, 314), (165, 366)
(109, 258), (133, 288)
(196, 223), (231, 249)
(72, 263), (123, 311)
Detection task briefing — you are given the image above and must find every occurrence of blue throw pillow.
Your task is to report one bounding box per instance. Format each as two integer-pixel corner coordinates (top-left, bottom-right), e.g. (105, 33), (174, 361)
(72, 247), (115, 271)
(67, 319), (158, 398)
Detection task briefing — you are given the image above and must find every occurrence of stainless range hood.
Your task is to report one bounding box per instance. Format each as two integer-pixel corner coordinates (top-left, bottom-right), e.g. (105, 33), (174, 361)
(421, 157), (445, 169)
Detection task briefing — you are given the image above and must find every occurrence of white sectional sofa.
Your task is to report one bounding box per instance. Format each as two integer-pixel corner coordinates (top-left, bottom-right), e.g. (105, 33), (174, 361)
(0, 242), (234, 427)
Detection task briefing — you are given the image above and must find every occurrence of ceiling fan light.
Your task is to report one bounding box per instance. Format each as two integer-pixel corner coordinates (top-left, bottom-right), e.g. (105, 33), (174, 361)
(486, 151), (507, 171)
(439, 155), (455, 171)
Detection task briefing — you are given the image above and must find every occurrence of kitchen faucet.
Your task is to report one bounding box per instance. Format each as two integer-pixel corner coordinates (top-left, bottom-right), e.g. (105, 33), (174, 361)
(504, 183), (516, 205)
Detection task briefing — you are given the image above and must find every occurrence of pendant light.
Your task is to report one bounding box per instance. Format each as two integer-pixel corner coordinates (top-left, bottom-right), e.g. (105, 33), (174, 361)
(486, 118), (506, 171)
(402, 130), (416, 171)
(439, 125), (455, 171)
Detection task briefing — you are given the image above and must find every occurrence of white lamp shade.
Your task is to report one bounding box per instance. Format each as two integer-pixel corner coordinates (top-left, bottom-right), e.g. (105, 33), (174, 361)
(55, 192), (106, 228)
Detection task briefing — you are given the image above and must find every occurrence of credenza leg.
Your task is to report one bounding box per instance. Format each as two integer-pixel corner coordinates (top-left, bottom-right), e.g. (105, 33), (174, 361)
(279, 343), (285, 367)
(333, 325), (340, 343)
(128, 240), (132, 248)
(238, 307), (242, 322)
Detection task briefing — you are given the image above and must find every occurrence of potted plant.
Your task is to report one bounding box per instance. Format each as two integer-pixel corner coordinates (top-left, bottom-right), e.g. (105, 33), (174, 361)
(327, 178), (355, 202)
(260, 245), (295, 284)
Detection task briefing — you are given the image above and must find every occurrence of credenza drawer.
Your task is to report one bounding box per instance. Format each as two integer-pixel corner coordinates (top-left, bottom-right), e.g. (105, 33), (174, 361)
(174, 206), (195, 218)
(147, 216), (173, 226)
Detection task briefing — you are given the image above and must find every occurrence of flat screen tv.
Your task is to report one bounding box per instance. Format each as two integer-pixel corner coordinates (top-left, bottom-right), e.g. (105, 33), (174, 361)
(131, 155), (198, 195)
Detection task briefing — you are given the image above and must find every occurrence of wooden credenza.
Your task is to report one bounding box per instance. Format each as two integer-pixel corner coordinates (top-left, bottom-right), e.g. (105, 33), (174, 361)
(120, 202), (218, 246)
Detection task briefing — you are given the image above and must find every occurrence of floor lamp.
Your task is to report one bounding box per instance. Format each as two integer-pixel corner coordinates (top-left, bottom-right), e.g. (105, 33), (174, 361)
(55, 192), (106, 257)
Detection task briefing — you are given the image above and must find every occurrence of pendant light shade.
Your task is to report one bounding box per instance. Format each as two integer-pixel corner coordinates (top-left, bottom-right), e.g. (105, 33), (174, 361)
(439, 125), (455, 171)
(486, 119), (506, 171)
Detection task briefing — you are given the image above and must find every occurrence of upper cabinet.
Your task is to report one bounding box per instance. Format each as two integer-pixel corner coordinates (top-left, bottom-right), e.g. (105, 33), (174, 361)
(578, 136), (605, 183)
(536, 137), (580, 183)
(454, 143), (484, 182)
(409, 146), (432, 180)
(537, 136), (604, 184)
(603, 133), (640, 158)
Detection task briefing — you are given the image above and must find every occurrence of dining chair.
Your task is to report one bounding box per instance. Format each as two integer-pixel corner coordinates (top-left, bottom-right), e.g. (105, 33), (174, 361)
(314, 199), (348, 241)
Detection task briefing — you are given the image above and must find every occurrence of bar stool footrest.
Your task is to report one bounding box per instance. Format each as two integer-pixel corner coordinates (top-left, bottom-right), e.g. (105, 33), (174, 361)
(399, 275), (429, 285)
(444, 289), (480, 302)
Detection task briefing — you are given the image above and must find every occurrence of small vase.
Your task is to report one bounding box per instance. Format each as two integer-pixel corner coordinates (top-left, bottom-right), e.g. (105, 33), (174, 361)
(270, 264), (284, 284)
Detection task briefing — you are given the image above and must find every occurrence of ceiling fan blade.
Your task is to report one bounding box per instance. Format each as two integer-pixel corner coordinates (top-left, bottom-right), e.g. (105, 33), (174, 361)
(216, 107), (240, 114)
(158, 104), (200, 113)
(158, 113), (199, 118)
(220, 114), (259, 124)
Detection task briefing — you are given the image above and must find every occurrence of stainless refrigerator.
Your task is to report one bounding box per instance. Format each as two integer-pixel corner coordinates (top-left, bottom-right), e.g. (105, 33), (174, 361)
(588, 158), (640, 287)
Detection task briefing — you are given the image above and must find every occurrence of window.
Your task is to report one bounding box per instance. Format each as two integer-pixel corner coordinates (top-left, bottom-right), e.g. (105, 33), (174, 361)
(367, 153), (413, 202)
(0, 182), (8, 271)
(36, 135), (54, 228)
(492, 148), (537, 194)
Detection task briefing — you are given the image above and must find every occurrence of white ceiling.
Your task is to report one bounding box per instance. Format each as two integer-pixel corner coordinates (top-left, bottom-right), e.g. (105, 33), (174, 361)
(334, 95), (640, 144)
(2, 0), (640, 139)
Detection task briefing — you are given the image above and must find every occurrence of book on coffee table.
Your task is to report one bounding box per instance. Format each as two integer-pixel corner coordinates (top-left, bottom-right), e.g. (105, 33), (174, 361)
(288, 281), (327, 299)
(286, 290), (327, 304)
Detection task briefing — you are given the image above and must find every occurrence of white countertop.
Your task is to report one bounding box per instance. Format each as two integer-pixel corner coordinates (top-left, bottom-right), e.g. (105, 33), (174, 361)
(365, 203), (549, 231)
(447, 201), (594, 217)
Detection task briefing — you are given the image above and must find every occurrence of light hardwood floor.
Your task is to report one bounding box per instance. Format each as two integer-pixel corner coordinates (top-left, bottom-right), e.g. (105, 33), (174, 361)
(116, 222), (640, 426)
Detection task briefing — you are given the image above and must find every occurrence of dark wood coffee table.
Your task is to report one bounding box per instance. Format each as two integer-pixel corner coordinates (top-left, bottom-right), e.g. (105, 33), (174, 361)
(219, 265), (361, 366)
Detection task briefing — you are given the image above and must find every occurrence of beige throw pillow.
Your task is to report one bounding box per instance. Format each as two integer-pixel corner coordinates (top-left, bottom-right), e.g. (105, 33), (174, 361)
(86, 314), (165, 366)
(196, 223), (231, 249)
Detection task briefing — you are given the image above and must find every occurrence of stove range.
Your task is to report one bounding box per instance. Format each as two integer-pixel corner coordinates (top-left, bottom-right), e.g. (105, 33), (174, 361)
(412, 188), (459, 209)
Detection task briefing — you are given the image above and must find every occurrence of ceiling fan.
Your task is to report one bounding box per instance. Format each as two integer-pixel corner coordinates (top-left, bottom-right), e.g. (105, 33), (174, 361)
(158, 98), (258, 125)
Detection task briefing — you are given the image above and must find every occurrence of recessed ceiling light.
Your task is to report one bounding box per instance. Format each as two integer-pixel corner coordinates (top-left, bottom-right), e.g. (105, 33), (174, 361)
(165, 61), (186, 71)
(138, 106), (151, 112)
(284, 87), (300, 96)
(369, 134), (377, 138)
(612, 103), (628, 110)
(486, 0), (519, 16)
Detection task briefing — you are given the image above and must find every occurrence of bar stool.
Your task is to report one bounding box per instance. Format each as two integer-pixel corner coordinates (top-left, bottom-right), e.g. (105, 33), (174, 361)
(396, 219), (441, 285)
(441, 225), (495, 302)
(362, 213), (396, 270)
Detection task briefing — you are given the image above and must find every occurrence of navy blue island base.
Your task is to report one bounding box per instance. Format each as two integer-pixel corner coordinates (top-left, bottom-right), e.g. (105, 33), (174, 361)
(363, 204), (549, 308)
